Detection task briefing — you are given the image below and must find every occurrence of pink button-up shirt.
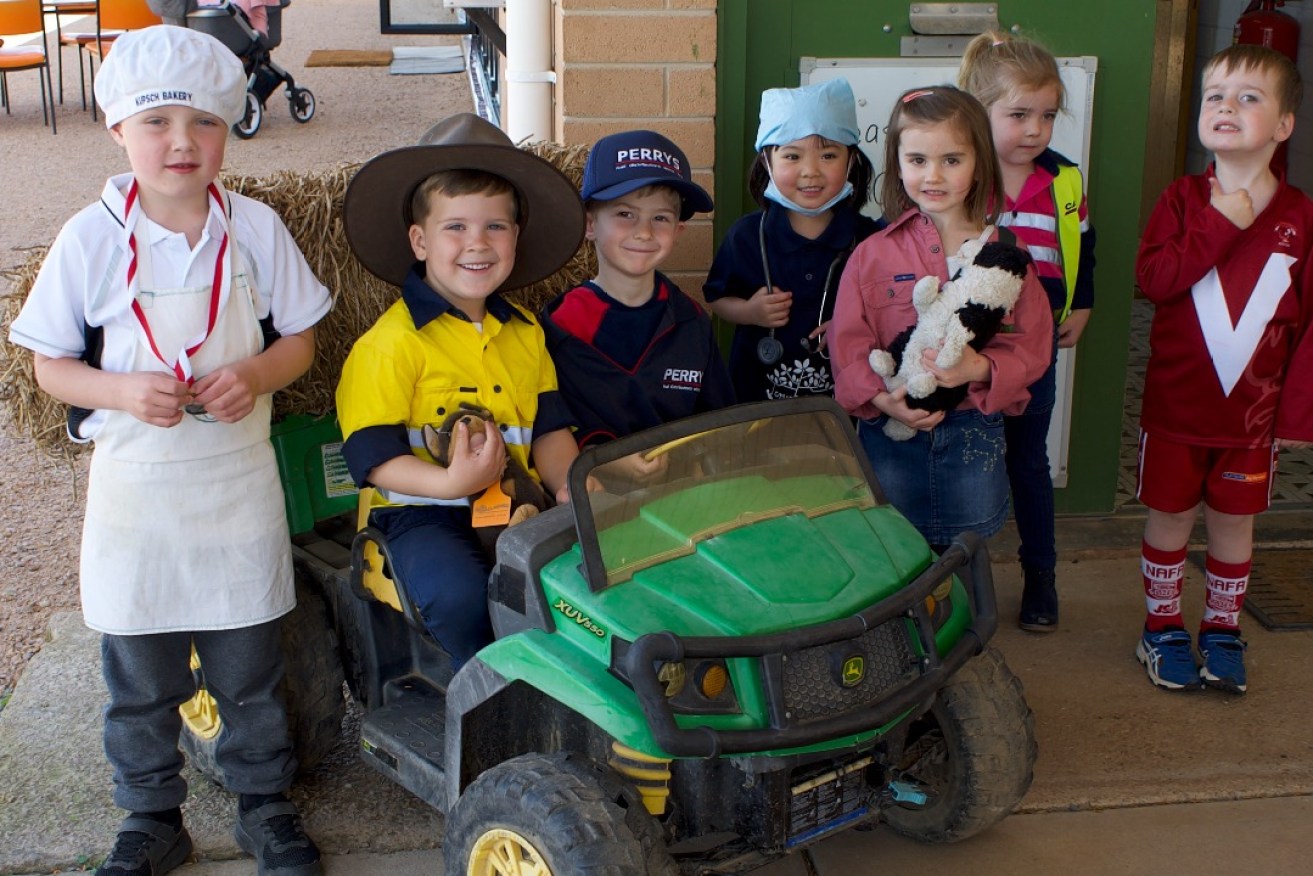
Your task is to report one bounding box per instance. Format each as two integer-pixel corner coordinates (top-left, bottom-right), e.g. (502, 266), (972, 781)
(831, 208), (1054, 421)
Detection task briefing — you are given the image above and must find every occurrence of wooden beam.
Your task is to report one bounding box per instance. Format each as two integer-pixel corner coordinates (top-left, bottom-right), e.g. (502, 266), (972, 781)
(1140, 0), (1199, 234)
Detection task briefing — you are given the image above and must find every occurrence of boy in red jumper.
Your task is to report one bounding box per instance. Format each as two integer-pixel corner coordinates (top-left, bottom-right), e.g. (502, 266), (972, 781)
(1134, 44), (1313, 694)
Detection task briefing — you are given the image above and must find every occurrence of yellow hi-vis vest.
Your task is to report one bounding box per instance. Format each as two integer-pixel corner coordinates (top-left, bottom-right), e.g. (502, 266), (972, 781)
(1050, 162), (1084, 325)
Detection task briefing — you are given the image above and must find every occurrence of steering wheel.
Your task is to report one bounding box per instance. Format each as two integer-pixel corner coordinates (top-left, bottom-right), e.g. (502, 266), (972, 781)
(643, 416), (780, 463)
(642, 430), (714, 462)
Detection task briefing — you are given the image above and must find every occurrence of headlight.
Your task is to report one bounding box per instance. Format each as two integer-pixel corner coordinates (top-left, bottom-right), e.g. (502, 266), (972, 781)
(611, 641), (742, 715)
(666, 659), (739, 714)
(657, 661), (686, 697)
(923, 578), (954, 629)
(696, 661), (730, 699)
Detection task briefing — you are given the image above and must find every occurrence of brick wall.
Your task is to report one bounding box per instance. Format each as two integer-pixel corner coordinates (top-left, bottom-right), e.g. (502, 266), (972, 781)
(556, 0), (718, 299)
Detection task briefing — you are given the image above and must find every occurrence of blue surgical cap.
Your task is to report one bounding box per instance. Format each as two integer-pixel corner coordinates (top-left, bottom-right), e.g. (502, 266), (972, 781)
(754, 78), (860, 151)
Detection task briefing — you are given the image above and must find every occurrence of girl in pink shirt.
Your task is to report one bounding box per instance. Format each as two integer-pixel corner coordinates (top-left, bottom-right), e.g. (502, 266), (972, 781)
(831, 85), (1053, 554)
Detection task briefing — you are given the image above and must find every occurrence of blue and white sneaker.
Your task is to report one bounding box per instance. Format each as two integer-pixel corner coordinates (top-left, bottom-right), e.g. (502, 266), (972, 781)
(1135, 628), (1201, 691)
(1198, 630), (1248, 694)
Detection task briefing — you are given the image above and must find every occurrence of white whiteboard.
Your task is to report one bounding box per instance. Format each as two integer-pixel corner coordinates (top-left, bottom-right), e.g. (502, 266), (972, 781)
(801, 55), (1098, 212)
(802, 56), (1099, 488)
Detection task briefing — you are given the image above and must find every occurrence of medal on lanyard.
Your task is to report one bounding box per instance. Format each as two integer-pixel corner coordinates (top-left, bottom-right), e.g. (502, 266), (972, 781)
(124, 180), (228, 416)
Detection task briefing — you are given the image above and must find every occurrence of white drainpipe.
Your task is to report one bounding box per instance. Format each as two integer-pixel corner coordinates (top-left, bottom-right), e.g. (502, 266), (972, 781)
(504, 0), (555, 143)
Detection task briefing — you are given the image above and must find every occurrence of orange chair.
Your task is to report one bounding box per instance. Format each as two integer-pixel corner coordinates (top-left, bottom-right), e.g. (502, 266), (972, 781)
(42, 0), (95, 105)
(60, 0), (159, 120)
(0, 0), (57, 133)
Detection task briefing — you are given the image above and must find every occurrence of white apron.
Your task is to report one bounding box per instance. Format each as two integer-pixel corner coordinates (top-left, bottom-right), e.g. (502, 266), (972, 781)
(81, 207), (293, 635)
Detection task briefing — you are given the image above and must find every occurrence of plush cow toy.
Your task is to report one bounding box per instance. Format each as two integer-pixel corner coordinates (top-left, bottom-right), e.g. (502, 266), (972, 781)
(422, 402), (551, 557)
(868, 235), (1032, 441)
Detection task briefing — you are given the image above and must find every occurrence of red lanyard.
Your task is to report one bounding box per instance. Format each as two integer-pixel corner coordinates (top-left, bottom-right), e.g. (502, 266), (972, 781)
(125, 181), (228, 385)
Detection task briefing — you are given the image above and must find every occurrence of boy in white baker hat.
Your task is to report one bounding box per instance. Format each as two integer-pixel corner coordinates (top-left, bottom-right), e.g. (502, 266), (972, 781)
(8, 26), (330, 876)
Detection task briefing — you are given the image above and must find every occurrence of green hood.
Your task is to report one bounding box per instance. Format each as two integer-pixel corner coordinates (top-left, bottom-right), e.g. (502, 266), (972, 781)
(547, 504), (932, 641)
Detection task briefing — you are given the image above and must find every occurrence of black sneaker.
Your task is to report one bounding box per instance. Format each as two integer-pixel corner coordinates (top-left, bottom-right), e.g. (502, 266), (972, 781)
(96, 817), (193, 876)
(234, 799), (323, 876)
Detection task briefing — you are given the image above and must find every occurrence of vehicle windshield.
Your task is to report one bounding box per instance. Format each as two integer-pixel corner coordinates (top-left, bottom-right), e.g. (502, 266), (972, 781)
(569, 401), (880, 589)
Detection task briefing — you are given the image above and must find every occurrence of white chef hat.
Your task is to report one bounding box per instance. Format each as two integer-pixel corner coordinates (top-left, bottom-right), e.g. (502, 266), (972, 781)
(94, 25), (248, 128)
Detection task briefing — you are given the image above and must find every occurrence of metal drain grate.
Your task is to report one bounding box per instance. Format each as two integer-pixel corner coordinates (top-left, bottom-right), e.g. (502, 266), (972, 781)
(1191, 549), (1313, 631)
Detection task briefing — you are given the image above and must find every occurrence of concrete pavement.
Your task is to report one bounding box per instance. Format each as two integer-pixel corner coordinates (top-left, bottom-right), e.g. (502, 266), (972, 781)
(3, 510), (1312, 874)
(76, 796), (1313, 876)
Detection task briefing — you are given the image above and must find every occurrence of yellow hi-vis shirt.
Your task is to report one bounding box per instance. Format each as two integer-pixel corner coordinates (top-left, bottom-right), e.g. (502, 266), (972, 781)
(336, 291), (559, 510)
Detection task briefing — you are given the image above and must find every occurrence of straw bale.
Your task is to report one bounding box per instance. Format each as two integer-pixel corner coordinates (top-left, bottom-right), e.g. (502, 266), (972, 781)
(0, 141), (596, 459)
(513, 140), (597, 313)
(0, 251), (82, 465)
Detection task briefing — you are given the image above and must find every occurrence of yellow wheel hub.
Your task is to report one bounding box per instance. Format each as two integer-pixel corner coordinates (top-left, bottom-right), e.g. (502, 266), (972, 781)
(467, 828), (553, 876)
(178, 649), (221, 740)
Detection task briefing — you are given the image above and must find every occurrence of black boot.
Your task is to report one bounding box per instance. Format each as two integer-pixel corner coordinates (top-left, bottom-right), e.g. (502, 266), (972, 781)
(1018, 566), (1059, 632)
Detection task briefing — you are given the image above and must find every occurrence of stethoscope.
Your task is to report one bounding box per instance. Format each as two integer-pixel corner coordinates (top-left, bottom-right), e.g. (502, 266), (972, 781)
(755, 211), (851, 366)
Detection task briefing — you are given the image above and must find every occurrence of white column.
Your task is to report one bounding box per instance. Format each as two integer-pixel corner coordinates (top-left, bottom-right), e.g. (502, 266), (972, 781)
(504, 0), (555, 143)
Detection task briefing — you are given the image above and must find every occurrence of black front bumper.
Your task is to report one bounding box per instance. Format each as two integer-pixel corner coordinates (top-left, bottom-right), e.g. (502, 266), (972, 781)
(623, 533), (997, 757)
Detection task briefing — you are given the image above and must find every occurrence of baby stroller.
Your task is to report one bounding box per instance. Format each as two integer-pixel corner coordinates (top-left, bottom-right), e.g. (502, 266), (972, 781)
(187, 0), (315, 139)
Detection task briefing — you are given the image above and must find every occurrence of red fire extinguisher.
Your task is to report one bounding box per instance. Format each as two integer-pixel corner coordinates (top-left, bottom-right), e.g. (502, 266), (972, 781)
(1233, 1), (1300, 175)
(1234, 0), (1300, 62)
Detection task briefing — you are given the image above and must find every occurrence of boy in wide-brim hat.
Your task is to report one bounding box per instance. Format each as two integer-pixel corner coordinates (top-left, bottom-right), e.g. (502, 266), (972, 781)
(336, 113), (585, 666)
(7, 25), (331, 876)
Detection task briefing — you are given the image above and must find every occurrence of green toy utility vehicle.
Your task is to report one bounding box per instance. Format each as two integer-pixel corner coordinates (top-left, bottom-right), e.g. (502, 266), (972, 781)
(182, 397), (1036, 874)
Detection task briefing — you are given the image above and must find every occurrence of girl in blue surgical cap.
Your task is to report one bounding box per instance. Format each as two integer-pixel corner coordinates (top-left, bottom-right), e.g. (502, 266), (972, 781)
(704, 78), (882, 401)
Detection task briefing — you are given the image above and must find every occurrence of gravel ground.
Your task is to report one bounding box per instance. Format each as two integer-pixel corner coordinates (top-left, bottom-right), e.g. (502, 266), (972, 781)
(0, 0), (474, 700)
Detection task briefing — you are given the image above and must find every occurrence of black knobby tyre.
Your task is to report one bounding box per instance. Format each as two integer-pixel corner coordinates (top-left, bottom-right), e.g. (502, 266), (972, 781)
(181, 575), (347, 782)
(882, 645), (1036, 843)
(444, 752), (678, 876)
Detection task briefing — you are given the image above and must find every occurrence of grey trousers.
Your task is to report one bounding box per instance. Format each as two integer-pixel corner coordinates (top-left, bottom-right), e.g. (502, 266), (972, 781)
(100, 619), (296, 812)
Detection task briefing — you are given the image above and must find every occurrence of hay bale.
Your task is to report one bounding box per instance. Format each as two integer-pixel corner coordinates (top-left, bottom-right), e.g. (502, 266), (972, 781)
(513, 141), (597, 313)
(0, 251), (82, 465)
(0, 142), (596, 459)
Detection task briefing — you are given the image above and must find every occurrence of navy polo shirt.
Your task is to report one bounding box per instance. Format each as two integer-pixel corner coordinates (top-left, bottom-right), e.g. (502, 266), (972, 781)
(704, 203), (881, 401)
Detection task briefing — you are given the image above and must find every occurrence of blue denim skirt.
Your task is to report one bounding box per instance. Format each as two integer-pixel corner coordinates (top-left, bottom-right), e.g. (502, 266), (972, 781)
(858, 408), (1009, 544)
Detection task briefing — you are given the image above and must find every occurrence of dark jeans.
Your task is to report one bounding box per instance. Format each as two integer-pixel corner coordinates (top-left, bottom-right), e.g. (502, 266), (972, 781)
(101, 620), (294, 813)
(370, 504), (495, 667)
(1004, 344), (1059, 572)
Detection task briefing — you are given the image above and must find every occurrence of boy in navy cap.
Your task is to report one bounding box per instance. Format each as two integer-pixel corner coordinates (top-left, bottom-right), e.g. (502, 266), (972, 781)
(542, 130), (734, 459)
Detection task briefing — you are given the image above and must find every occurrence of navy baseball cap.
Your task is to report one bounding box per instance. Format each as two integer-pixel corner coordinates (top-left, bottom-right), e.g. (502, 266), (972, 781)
(580, 130), (713, 220)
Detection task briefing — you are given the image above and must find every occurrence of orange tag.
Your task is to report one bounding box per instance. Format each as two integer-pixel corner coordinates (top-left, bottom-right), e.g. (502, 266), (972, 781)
(471, 480), (512, 527)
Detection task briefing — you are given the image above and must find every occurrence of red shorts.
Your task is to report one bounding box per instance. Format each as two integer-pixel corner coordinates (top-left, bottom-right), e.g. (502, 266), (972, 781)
(1136, 431), (1278, 515)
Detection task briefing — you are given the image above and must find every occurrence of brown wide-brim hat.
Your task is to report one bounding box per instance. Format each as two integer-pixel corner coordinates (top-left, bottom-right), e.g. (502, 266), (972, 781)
(344, 113), (585, 289)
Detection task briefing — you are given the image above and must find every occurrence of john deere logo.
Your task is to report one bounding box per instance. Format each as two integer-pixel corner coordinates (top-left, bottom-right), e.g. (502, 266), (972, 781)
(841, 655), (865, 687)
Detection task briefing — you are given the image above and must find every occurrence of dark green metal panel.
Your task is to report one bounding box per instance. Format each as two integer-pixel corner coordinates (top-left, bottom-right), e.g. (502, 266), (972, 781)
(716, 0), (1161, 514)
